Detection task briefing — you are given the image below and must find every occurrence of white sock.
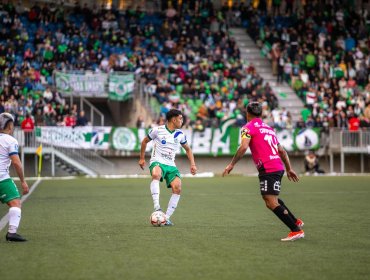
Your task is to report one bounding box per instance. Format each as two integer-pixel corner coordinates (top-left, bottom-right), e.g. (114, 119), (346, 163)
(166, 194), (180, 219)
(150, 180), (160, 210)
(8, 207), (21, 234)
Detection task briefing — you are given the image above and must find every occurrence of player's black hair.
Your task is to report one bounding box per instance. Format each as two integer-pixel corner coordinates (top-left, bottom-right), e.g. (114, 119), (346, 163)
(246, 102), (262, 117)
(166, 109), (183, 121)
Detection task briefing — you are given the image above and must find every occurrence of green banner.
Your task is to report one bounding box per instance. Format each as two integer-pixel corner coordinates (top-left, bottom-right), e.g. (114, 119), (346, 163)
(54, 72), (134, 99)
(293, 128), (321, 151)
(111, 127), (141, 150)
(108, 74), (135, 101)
(55, 72), (107, 95)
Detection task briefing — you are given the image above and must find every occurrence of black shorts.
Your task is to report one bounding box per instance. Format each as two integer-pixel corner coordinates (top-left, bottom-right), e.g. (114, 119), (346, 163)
(258, 171), (284, 195)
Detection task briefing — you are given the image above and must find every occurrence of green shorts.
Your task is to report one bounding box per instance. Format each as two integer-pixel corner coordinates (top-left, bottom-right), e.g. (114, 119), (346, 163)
(0, 178), (21, 204)
(149, 162), (181, 188)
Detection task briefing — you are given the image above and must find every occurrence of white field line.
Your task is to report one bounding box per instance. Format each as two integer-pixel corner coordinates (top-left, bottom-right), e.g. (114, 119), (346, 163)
(0, 179), (42, 233)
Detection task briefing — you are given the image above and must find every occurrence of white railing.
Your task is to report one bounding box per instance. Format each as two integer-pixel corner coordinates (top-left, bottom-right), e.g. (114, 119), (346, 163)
(329, 128), (370, 173)
(14, 128), (115, 175)
(79, 97), (105, 126)
(330, 128), (370, 151)
(136, 77), (160, 121)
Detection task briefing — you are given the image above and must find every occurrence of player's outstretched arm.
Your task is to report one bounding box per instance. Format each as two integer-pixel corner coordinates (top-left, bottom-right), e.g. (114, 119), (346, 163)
(277, 144), (299, 182)
(139, 136), (151, 170)
(182, 143), (197, 175)
(222, 137), (250, 177)
(10, 155), (29, 195)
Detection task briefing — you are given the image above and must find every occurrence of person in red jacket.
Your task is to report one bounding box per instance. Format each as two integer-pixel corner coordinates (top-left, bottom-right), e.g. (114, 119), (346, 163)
(348, 114), (360, 131)
(348, 114), (360, 146)
(64, 111), (77, 127)
(21, 114), (35, 146)
(21, 114), (35, 132)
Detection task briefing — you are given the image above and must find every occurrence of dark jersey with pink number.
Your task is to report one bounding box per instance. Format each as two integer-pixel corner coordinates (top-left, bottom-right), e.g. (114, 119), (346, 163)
(241, 118), (285, 174)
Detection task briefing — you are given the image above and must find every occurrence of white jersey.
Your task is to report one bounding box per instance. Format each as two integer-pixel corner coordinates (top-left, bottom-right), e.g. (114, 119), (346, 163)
(148, 125), (187, 167)
(0, 133), (19, 181)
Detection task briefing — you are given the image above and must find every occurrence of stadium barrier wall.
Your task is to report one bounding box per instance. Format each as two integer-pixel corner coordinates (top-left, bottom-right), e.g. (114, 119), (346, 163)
(12, 153), (370, 178)
(12, 127), (370, 176)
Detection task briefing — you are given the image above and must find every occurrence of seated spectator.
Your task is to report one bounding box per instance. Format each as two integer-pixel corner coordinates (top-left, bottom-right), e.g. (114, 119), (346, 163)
(76, 110), (89, 126)
(193, 118), (205, 132)
(136, 116), (145, 129)
(21, 113), (35, 146)
(0, 2), (284, 131)
(56, 115), (65, 126)
(43, 103), (57, 126)
(34, 109), (45, 126)
(21, 113), (35, 131)
(348, 114), (360, 131)
(359, 115), (370, 128)
(247, 3), (369, 130)
(64, 111), (77, 127)
(304, 151), (325, 175)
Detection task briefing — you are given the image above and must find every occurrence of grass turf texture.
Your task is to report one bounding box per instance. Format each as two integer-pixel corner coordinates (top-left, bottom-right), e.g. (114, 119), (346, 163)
(0, 176), (369, 280)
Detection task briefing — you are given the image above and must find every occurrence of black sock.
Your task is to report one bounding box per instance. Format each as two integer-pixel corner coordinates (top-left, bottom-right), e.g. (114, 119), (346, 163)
(273, 205), (300, 232)
(278, 199), (297, 222)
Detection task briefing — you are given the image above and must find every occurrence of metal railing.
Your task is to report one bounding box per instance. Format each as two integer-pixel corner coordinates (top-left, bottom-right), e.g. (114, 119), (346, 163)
(14, 128), (115, 175)
(329, 128), (370, 173)
(79, 97), (105, 126)
(136, 77), (160, 121)
(53, 144), (115, 174)
(329, 128), (370, 152)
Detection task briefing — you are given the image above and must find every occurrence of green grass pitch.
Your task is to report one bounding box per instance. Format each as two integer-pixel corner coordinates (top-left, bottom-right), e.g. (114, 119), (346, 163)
(1, 176), (370, 280)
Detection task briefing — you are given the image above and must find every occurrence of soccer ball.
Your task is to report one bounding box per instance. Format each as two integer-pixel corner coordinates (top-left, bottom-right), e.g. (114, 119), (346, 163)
(150, 211), (166, 227)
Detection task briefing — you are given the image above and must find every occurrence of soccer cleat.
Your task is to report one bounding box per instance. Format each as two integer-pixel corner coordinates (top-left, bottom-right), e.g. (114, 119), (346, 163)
(6, 232), (27, 242)
(281, 230), (305, 241)
(164, 219), (174, 226)
(296, 218), (304, 228)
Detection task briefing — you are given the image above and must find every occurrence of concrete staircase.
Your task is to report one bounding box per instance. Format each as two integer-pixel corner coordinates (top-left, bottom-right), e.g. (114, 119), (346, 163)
(230, 28), (303, 122)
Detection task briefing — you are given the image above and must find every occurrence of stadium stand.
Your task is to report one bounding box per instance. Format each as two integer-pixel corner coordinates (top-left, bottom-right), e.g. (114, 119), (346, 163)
(0, 0), (368, 176)
(0, 1), (285, 130)
(242, 0), (370, 130)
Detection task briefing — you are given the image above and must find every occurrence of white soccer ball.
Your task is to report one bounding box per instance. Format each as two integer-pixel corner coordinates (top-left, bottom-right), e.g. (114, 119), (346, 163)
(150, 211), (166, 227)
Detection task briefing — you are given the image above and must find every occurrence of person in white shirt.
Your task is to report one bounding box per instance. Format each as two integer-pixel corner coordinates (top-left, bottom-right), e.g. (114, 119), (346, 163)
(0, 113), (29, 242)
(139, 109), (197, 225)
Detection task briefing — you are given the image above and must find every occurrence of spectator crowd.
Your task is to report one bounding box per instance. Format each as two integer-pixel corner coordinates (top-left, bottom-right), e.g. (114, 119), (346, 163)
(0, 0), (280, 131)
(244, 0), (370, 130)
(0, 0), (369, 133)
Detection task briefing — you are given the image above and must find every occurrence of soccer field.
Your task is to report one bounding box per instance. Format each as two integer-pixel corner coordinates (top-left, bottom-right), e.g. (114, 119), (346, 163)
(0, 176), (369, 280)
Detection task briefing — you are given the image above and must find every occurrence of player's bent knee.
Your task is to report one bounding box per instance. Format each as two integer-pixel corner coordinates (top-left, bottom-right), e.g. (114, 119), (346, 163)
(171, 183), (181, 194)
(7, 199), (21, 208)
(172, 188), (181, 195)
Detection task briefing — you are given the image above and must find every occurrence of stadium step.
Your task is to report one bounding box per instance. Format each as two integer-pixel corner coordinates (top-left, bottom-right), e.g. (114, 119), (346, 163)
(55, 157), (87, 176)
(245, 61), (271, 68)
(254, 67), (273, 74)
(240, 48), (261, 55)
(230, 27), (304, 123)
(237, 42), (257, 48)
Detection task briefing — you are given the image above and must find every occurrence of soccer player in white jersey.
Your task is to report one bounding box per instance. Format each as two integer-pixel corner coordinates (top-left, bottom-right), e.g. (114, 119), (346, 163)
(0, 113), (29, 242)
(139, 109), (197, 225)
